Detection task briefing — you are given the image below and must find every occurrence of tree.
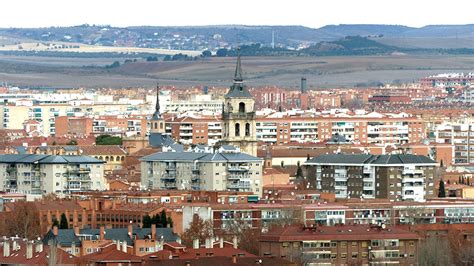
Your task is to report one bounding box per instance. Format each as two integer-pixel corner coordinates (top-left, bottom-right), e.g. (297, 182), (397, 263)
(59, 213), (68, 229)
(438, 180), (446, 198)
(160, 210), (168, 228)
(163, 55), (172, 61)
(142, 215), (152, 228)
(146, 56), (158, 61)
(105, 61), (120, 69)
(216, 48), (228, 57)
(95, 135), (122, 145)
(419, 236), (453, 265)
(201, 50), (212, 57)
(167, 216), (174, 228)
(2, 201), (41, 239)
(181, 214), (213, 247)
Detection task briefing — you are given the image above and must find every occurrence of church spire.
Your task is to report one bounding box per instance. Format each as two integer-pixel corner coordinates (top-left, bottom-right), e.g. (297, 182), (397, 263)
(233, 48), (243, 83)
(153, 82), (161, 120)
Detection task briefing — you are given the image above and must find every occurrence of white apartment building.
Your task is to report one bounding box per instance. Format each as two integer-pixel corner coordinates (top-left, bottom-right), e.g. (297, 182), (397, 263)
(434, 121), (474, 164)
(140, 150), (263, 196)
(0, 154), (105, 198)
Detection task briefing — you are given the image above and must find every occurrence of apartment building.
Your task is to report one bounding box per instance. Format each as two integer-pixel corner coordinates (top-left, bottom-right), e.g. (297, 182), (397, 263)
(55, 115), (147, 137)
(305, 154), (437, 201)
(166, 116), (222, 146)
(0, 102), (144, 136)
(140, 150), (263, 196)
(0, 154), (105, 197)
(259, 224), (420, 265)
(163, 111), (425, 145)
(434, 122), (474, 165)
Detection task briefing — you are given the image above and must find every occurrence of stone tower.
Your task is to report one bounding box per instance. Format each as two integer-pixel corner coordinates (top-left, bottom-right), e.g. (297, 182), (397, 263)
(221, 51), (257, 156)
(150, 83), (165, 134)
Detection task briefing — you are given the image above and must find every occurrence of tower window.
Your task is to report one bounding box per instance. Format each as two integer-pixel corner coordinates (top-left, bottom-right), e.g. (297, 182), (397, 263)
(235, 123), (240, 137)
(160, 122), (163, 129)
(239, 102), (245, 113)
(245, 123), (250, 136)
(154, 122), (158, 129)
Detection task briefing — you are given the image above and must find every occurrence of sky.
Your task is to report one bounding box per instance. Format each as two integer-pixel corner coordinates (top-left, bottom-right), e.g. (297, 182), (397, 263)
(2, 0), (474, 28)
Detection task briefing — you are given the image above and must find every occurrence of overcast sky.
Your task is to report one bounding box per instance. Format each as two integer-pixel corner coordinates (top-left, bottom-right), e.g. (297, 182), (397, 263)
(3, 0), (474, 28)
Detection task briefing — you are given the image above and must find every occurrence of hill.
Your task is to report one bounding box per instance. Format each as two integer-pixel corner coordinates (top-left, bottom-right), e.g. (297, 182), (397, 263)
(2, 24), (474, 51)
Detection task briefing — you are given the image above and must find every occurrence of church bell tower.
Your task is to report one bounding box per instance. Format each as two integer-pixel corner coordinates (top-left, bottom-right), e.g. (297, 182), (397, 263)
(150, 83), (165, 134)
(221, 50), (257, 156)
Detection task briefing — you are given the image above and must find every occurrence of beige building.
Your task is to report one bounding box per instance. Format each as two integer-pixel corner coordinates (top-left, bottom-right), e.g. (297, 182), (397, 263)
(0, 154), (105, 198)
(140, 150), (263, 196)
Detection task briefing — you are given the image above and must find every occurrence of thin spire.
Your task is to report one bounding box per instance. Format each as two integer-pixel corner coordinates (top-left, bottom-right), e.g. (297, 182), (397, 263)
(155, 82), (160, 114)
(153, 82), (161, 119)
(233, 47), (243, 83)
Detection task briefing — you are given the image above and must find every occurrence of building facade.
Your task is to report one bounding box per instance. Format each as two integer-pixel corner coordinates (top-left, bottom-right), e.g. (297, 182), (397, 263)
(305, 154), (437, 201)
(140, 150), (263, 196)
(0, 154), (105, 197)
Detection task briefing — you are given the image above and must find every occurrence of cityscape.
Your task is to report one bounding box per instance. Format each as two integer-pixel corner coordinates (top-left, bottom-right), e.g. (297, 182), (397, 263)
(0, 1), (474, 265)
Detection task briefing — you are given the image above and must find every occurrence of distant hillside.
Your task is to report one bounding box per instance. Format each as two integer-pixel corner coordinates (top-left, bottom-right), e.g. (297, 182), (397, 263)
(302, 36), (398, 56)
(2, 24), (474, 51)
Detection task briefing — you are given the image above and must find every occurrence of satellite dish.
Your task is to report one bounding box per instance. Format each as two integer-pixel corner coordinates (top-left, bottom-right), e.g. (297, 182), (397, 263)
(381, 224), (386, 229)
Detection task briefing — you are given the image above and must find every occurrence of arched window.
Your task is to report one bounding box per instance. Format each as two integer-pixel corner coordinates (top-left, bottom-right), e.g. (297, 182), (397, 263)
(235, 123), (240, 137)
(245, 123), (250, 136)
(99, 156), (103, 160)
(121, 156), (125, 161)
(105, 156), (109, 161)
(160, 122), (163, 129)
(110, 156), (114, 162)
(239, 102), (245, 113)
(154, 122), (158, 129)
(227, 103), (232, 112)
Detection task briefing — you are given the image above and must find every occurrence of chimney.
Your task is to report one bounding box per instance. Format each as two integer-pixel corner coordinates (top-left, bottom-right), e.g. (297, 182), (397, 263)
(99, 226), (105, 240)
(71, 242), (76, 256)
(116, 241), (121, 251)
(219, 238), (224, 248)
(127, 224), (133, 237)
(192, 239), (199, 249)
(185, 261), (191, 266)
(205, 238), (211, 249)
(74, 226), (80, 236)
(232, 236), (238, 249)
(151, 224), (156, 240)
(26, 241), (33, 259)
(232, 254), (237, 264)
(122, 241), (127, 253)
(53, 226), (58, 236)
(12, 240), (18, 251)
(3, 240), (10, 257)
(35, 241), (43, 253)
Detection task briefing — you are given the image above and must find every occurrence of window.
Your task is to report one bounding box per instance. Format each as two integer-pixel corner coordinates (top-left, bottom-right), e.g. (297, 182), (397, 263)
(409, 241), (414, 247)
(352, 241), (357, 247)
(361, 252), (368, 258)
(235, 123), (240, 136)
(239, 102), (245, 113)
(361, 241), (367, 248)
(352, 252), (358, 259)
(245, 123), (251, 136)
(341, 253), (347, 259)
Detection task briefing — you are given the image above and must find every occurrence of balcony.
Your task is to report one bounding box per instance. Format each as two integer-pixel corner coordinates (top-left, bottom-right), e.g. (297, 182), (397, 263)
(161, 182), (178, 189)
(67, 168), (91, 174)
(228, 166), (250, 172)
(227, 182), (251, 189)
(222, 112), (256, 120)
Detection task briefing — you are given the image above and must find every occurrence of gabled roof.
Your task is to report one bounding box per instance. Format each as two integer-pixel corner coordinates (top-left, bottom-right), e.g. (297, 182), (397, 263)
(0, 154), (103, 164)
(149, 133), (176, 148)
(306, 153), (437, 165)
(43, 227), (179, 247)
(140, 151), (262, 163)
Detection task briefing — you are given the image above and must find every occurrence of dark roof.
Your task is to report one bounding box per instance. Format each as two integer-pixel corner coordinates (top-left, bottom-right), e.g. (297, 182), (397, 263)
(140, 151), (262, 162)
(43, 227), (179, 247)
(225, 83), (252, 98)
(306, 154), (437, 165)
(149, 133), (176, 148)
(0, 154), (103, 164)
